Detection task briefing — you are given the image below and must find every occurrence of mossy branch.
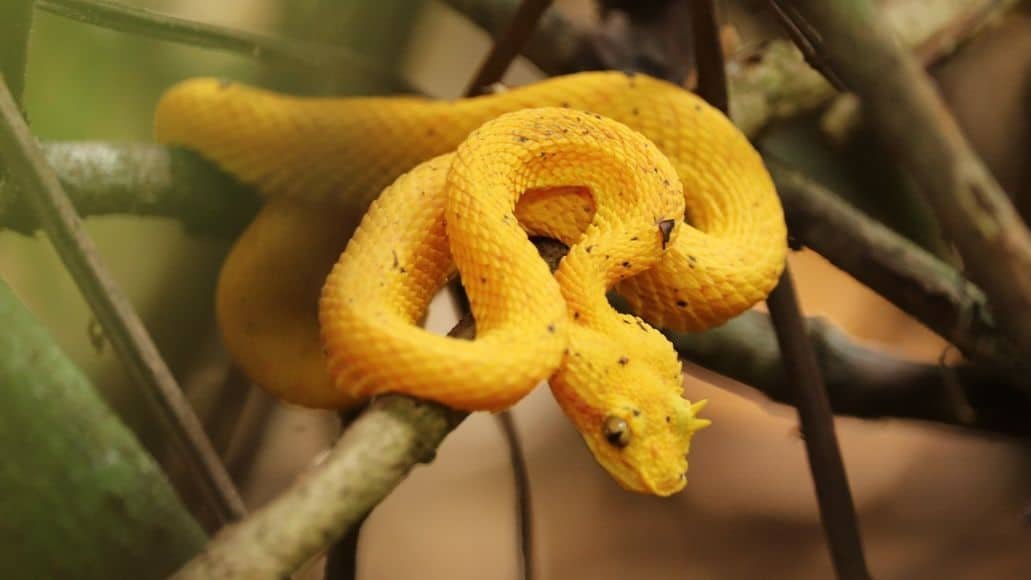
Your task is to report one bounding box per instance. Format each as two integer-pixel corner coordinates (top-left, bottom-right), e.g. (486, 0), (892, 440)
(0, 278), (208, 579)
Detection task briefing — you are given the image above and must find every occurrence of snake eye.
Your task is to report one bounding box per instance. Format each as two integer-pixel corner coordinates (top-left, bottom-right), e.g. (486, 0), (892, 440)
(603, 415), (631, 448)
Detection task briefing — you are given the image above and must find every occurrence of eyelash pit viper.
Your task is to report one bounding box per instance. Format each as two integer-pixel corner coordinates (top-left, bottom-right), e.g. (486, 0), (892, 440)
(154, 71), (787, 496)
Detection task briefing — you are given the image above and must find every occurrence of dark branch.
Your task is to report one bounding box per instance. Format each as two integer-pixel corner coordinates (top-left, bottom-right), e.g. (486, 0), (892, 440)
(688, 2), (869, 577)
(689, 0), (728, 111)
(765, 270), (871, 580)
(441, 0), (593, 76)
(768, 159), (1019, 371)
(464, 0), (555, 95)
(667, 309), (1031, 437)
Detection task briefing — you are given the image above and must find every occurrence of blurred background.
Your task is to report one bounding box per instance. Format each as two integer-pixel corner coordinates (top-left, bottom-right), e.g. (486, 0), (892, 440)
(0, 0), (1028, 578)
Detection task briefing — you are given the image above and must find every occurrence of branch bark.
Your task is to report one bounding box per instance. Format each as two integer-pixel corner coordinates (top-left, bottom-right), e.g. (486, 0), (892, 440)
(778, 0), (1031, 360)
(172, 395), (466, 579)
(0, 278), (207, 579)
(0, 142), (259, 236)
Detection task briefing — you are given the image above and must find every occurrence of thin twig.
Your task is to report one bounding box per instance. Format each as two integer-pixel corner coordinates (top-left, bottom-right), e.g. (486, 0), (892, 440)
(689, 0), (728, 112)
(766, 271), (871, 580)
(464, 0), (554, 95)
(458, 5), (556, 578)
(497, 410), (535, 580)
(766, 0), (848, 91)
(323, 514), (367, 580)
(442, 0), (590, 76)
(779, 0), (1031, 360)
(689, 3), (869, 577)
(34, 0), (415, 92)
(0, 77), (246, 523)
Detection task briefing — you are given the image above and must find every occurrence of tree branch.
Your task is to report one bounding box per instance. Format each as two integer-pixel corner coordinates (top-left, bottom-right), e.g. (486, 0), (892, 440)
(464, 0), (554, 95)
(0, 79), (246, 523)
(765, 270), (871, 580)
(0, 142), (259, 236)
(441, 0), (593, 76)
(768, 159), (1019, 371)
(667, 309), (1030, 438)
(173, 394), (466, 579)
(0, 278), (208, 579)
(777, 0), (1031, 362)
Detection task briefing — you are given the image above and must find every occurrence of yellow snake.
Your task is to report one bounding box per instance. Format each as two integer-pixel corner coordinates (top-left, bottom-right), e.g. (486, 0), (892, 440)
(155, 71), (787, 496)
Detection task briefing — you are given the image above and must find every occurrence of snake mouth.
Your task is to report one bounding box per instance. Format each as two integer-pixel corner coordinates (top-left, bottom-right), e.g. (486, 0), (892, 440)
(616, 461), (688, 497)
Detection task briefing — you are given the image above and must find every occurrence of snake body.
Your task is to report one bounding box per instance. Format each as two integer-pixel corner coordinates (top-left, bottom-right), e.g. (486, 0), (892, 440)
(155, 72), (787, 495)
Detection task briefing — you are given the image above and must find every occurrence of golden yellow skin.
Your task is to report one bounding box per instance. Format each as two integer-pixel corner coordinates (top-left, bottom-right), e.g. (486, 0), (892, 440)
(155, 72), (787, 495)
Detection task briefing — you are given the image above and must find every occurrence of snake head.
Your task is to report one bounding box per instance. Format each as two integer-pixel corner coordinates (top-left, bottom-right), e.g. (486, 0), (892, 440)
(550, 321), (711, 496)
(588, 391), (710, 496)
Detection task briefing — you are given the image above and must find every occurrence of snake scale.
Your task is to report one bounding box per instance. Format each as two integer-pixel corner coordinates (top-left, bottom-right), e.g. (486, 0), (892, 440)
(155, 71), (787, 495)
